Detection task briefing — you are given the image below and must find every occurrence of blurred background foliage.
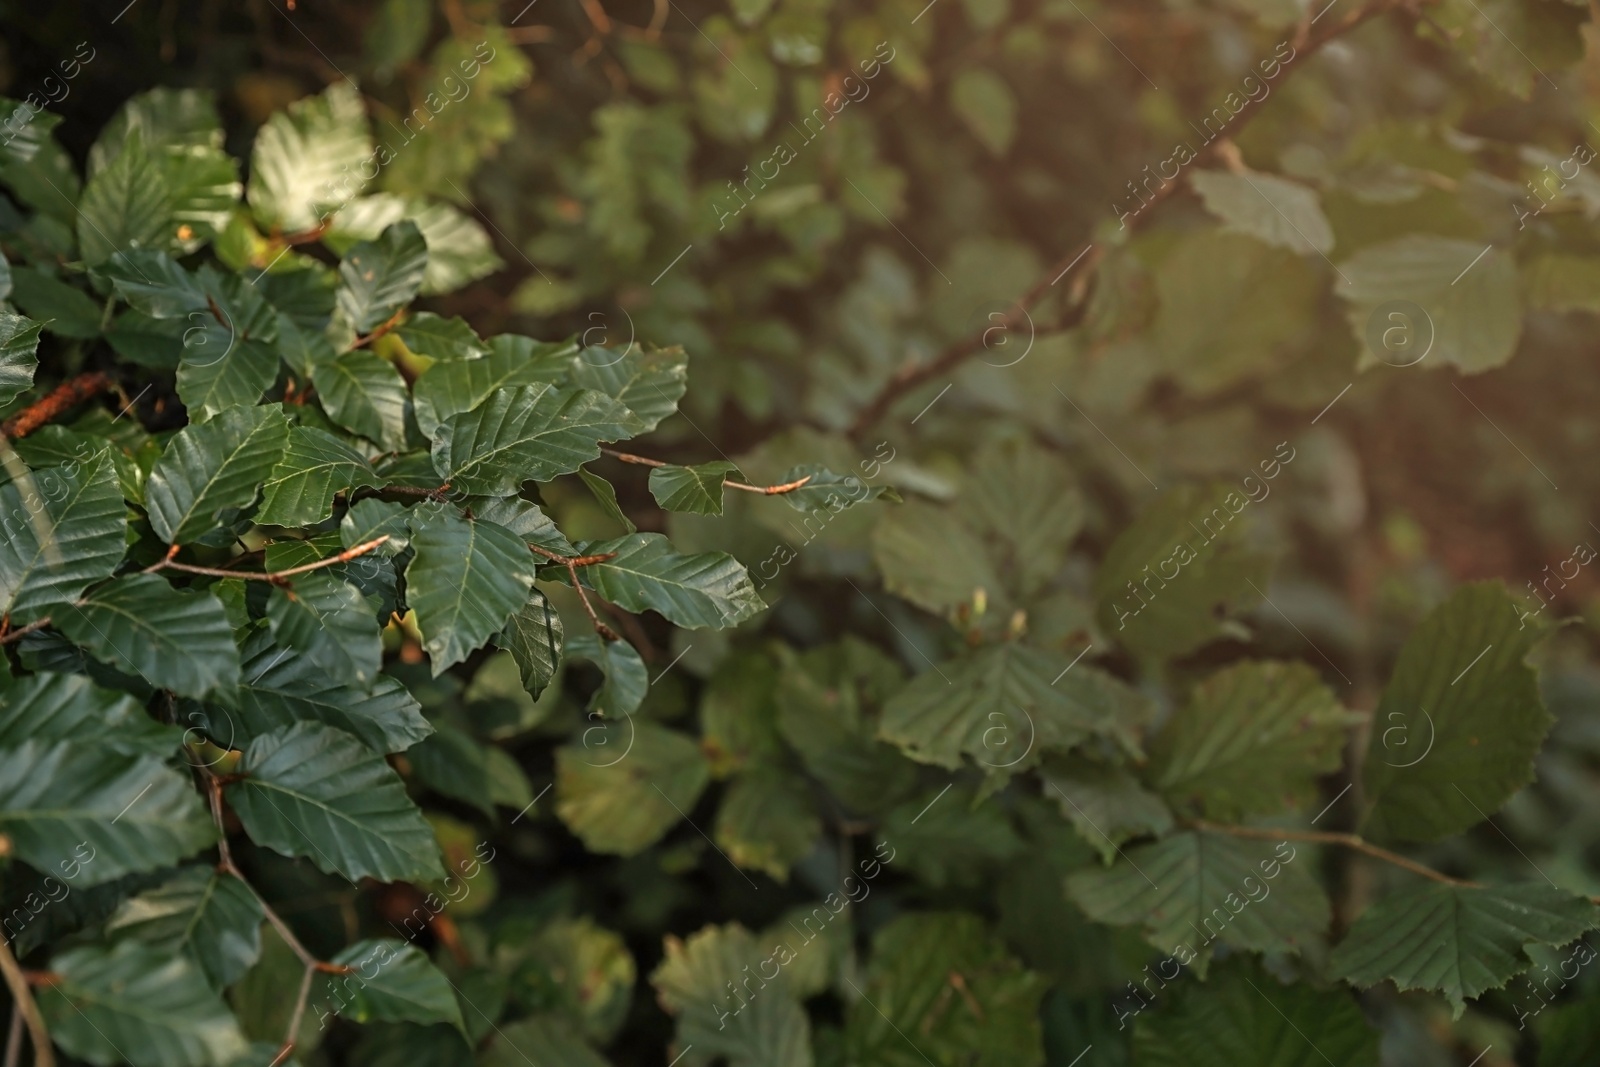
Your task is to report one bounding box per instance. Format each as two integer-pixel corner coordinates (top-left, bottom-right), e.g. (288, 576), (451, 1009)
(7, 0), (1600, 1063)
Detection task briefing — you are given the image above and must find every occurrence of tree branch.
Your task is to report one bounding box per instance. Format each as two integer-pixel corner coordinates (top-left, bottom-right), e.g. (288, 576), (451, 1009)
(144, 536), (391, 583)
(845, 0), (1414, 437)
(0, 935), (53, 1067)
(528, 544), (622, 640)
(346, 308), (406, 351)
(0, 373), (111, 440)
(598, 446), (815, 495)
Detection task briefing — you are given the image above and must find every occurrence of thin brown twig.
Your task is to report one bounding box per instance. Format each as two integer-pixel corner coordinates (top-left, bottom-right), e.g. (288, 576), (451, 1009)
(1195, 821), (1480, 890)
(0, 936), (53, 1067)
(145, 536), (390, 582)
(844, 0), (1417, 437)
(0, 372), (111, 440)
(4, 1002), (22, 1067)
(0, 619), (51, 648)
(597, 447), (815, 495)
(347, 308), (407, 351)
(528, 545), (623, 640)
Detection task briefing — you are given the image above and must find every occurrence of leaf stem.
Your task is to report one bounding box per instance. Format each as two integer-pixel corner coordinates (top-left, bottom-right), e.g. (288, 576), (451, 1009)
(597, 446), (814, 495)
(0, 935), (54, 1067)
(0, 618), (51, 648)
(1193, 820), (1480, 889)
(145, 536), (391, 582)
(346, 308), (407, 352)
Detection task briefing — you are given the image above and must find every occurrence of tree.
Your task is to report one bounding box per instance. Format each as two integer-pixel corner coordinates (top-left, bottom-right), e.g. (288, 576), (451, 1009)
(1, 0), (1598, 1065)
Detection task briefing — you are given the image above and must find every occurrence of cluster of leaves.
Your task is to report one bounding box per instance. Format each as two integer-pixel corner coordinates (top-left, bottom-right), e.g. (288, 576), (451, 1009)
(7, 0), (1600, 1064)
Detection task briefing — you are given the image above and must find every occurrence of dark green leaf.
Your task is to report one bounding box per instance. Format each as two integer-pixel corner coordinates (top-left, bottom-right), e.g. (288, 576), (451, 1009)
(574, 532), (765, 629)
(337, 221), (428, 333)
(405, 506), (540, 674)
(0, 450), (126, 624)
(432, 384), (636, 494)
(227, 722), (444, 883)
(0, 740), (215, 886)
(105, 866), (264, 989)
(649, 461), (738, 516)
(145, 402), (290, 544)
(256, 427), (380, 527)
(57, 574), (240, 700)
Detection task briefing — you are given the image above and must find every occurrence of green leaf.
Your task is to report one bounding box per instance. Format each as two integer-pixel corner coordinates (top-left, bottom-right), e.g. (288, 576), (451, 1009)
(1092, 482), (1275, 660)
(248, 83), (372, 232)
(411, 341), (573, 437)
(265, 572), (383, 689)
(1190, 169), (1335, 255)
(1132, 959), (1378, 1067)
(1042, 758), (1174, 863)
(880, 786), (1023, 888)
(228, 629), (431, 753)
(326, 194), (502, 295)
(76, 132), (172, 267)
(10, 267), (102, 338)
(0, 740), (215, 886)
(466, 494), (577, 556)
(555, 720), (709, 855)
(496, 588), (565, 702)
(568, 344), (690, 434)
(574, 532), (766, 629)
(1330, 882), (1598, 1016)
(56, 574), (240, 700)
(395, 312), (489, 362)
(873, 500), (1002, 616)
(481, 1016), (615, 1067)
(340, 498), (413, 556)
(312, 349), (410, 450)
(879, 643), (1150, 773)
(145, 402), (290, 543)
(577, 467), (637, 534)
(432, 384), (636, 494)
(1152, 231), (1319, 394)
(649, 461), (738, 516)
(0, 310), (41, 406)
(774, 641), (918, 815)
(523, 918), (636, 1044)
(1150, 660), (1357, 821)
(0, 671), (182, 758)
(40, 943), (247, 1067)
(365, 0), (433, 77)
(91, 89), (240, 250)
(408, 725), (496, 816)
(715, 770), (821, 881)
(565, 632), (649, 718)
(651, 923), (812, 1067)
(950, 68), (1018, 156)
(226, 722), (444, 883)
(1340, 234), (1521, 372)
(105, 865), (264, 989)
(774, 464), (900, 515)
(0, 450), (126, 624)
(177, 338), (279, 423)
(321, 939), (465, 1031)
(405, 506), (540, 674)
(256, 426), (380, 527)
(1362, 582), (1552, 843)
(337, 221), (428, 333)
(843, 912), (1047, 1067)
(1066, 830), (1329, 972)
